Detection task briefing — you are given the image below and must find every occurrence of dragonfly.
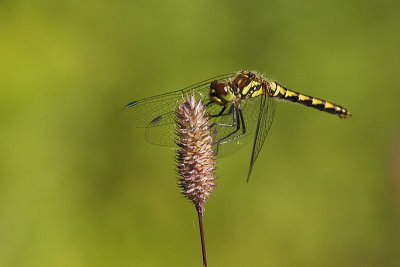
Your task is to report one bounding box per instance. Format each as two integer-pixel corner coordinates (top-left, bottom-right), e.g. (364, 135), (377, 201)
(119, 70), (351, 182)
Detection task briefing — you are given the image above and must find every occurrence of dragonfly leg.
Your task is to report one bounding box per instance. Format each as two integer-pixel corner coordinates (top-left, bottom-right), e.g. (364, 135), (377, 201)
(213, 106), (236, 127)
(212, 107), (247, 156)
(217, 108), (246, 145)
(211, 106), (228, 118)
(213, 108), (238, 155)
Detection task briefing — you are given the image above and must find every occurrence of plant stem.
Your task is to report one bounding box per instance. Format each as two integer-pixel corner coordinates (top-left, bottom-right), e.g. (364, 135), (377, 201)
(197, 208), (207, 267)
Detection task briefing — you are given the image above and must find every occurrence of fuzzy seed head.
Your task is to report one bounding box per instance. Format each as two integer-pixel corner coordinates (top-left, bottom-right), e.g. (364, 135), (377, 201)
(175, 94), (216, 214)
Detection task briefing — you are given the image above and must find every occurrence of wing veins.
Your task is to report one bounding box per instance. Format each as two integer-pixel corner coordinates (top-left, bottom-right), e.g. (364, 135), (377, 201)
(247, 95), (276, 182)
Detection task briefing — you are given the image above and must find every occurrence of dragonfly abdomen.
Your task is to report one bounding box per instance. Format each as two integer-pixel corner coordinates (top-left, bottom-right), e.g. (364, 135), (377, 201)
(266, 81), (351, 118)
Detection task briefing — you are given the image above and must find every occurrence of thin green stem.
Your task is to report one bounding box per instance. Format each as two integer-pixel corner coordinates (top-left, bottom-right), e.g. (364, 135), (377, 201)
(197, 207), (207, 267)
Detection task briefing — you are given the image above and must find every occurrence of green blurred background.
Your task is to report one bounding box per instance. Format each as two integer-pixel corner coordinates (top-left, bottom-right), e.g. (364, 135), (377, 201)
(1, 0), (400, 266)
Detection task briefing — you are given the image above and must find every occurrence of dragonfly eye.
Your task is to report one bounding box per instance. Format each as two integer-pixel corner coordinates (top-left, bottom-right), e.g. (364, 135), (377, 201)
(210, 80), (234, 105)
(216, 83), (228, 96)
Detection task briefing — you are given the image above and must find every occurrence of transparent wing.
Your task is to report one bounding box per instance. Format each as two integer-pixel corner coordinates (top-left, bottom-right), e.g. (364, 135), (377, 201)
(144, 111), (176, 146)
(118, 73), (234, 128)
(247, 94), (276, 182)
(212, 95), (264, 158)
(145, 99), (229, 146)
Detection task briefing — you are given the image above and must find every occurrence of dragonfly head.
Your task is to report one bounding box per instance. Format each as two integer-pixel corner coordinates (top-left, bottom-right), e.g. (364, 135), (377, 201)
(209, 80), (234, 106)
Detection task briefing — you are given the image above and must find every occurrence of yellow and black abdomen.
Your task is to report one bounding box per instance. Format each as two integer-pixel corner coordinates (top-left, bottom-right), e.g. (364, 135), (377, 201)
(266, 81), (351, 119)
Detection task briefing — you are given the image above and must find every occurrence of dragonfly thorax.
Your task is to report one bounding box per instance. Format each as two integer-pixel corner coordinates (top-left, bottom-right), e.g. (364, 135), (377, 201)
(209, 71), (266, 106)
(229, 71), (266, 100)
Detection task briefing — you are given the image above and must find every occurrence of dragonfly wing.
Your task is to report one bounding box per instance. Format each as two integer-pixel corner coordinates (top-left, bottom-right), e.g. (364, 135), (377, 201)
(247, 94), (276, 182)
(145, 97), (230, 146)
(144, 111), (176, 146)
(118, 73), (234, 128)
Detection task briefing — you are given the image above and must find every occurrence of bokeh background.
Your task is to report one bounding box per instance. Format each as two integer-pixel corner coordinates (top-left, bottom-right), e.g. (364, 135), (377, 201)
(1, 0), (400, 266)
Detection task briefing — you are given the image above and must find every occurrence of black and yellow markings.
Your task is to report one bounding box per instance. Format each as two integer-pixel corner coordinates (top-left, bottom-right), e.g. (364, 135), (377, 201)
(296, 93), (312, 106)
(317, 100), (337, 114)
(270, 82), (286, 97)
(242, 81), (259, 94)
(241, 81), (263, 98)
(284, 89), (300, 102)
(251, 86), (264, 98)
(270, 82), (300, 103)
(212, 72), (351, 119)
(310, 97), (326, 111)
(266, 81), (351, 118)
